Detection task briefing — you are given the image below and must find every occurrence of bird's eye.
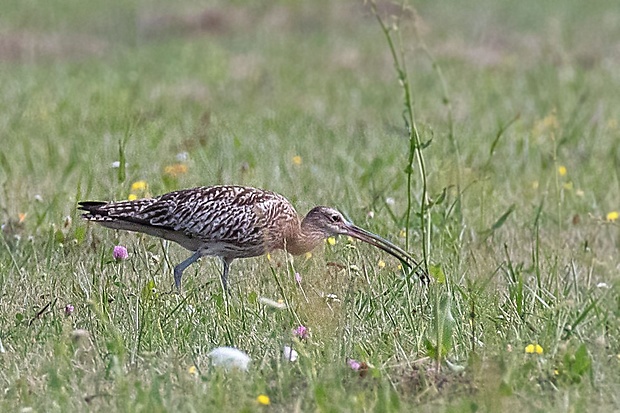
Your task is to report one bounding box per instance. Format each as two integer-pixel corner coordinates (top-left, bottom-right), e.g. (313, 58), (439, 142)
(330, 214), (341, 223)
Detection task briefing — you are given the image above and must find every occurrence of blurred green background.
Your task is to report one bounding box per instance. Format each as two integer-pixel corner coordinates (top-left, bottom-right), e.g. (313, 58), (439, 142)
(1, 0), (619, 411)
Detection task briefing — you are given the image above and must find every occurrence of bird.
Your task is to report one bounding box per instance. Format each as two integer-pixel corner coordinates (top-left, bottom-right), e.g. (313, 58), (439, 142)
(79, 185), (425, 289)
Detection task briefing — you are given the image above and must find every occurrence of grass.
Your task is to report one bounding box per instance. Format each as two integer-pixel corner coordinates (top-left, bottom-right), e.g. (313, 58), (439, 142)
(1, 0), (620, 411)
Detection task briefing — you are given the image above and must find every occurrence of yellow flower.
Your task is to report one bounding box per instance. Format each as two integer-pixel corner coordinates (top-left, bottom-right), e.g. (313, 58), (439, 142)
(399, 229), (406, 238)
(525, 344), (543, 354)
(292, 155), (302, 166)
(326, 237), (336, 246)
(533, 110), (559, 137)
(164, 163), (188, 177)
(378, 260), (386, 269)
(188, 365), (197, 375)
(128, 194), (138, 201)
(304, 252), (312, 260)
(557, 165), (567, 176)
(607, 211), (619, 222)
(256, 394), (270, 405)
(131, 180), (148, 191)
(266, 253), (272, 261)
(347, 236), (355, 243)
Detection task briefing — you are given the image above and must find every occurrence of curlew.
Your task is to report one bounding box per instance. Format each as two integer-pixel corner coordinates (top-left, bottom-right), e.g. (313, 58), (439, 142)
(79, 185), (425, 289)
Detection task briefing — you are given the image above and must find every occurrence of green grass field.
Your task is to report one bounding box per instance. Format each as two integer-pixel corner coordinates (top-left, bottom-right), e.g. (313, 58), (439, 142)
(1, 0), (619, 411)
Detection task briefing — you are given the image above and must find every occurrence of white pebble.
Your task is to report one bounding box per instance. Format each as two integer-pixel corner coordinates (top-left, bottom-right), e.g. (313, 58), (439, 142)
(283, 345), (298, 362)
(208, 347), (251, 371)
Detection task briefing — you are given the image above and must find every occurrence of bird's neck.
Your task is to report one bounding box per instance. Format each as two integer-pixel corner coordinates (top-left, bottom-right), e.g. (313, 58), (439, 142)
(283, 219), (325, 256)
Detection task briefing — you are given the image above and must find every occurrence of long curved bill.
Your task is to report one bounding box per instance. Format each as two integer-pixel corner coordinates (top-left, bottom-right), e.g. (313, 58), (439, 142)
(341, 223), (427, 279)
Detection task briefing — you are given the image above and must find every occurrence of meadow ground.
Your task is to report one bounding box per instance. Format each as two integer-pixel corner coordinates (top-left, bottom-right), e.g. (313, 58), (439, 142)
(1, 0), (619, 411)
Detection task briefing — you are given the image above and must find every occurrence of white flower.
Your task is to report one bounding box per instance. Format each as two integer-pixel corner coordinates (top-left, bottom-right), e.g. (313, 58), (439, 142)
(208, 347), (251, 371)
(324, 293), (340, 303)
(176, 152), (189, 162)
(283, 345), (298, 362)
(445, 360), (465, 373)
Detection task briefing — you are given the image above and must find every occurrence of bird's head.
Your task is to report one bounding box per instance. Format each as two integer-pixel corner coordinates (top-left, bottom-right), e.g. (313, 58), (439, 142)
(302, 206), (352, 237)
(302, 206), (423, 274)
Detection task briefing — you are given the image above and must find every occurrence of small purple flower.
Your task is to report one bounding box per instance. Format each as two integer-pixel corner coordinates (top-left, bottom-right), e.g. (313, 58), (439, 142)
(293, 325), (308, 340)
(113, 245), (128, 260)
(294, 272), (302, 284)
(64, 304), (75, 316)
(347, 359), (361, 371)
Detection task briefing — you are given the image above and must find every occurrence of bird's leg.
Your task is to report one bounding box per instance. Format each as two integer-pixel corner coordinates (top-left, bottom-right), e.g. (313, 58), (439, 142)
(173, 250), (202, 289)
(219, 257), (234, 317)
(220, 257), (234, 291)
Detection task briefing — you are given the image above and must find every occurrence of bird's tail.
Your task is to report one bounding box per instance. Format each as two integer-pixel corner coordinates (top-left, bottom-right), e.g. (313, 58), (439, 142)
(78, 201), (110, 221)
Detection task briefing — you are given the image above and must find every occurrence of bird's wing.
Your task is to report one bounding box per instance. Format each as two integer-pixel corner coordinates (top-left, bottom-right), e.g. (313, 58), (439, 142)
(80, 186), (298, 252)
(126, 186), (293, 242)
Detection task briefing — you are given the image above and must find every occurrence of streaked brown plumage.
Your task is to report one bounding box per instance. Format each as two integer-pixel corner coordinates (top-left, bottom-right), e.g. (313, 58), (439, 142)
(79, 185), (424, 289)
